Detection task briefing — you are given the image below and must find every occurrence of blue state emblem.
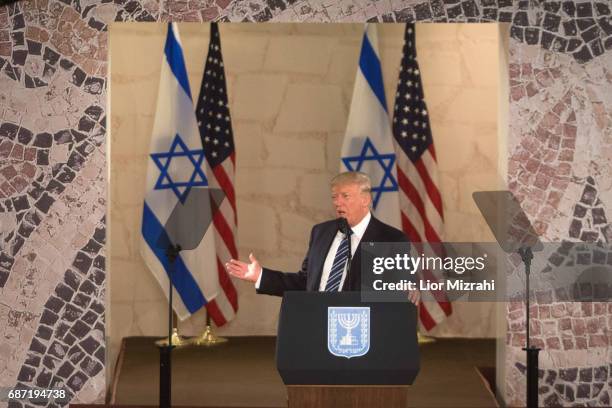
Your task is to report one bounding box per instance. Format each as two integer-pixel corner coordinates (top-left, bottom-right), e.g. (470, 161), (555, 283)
(327, 307), (370, 358)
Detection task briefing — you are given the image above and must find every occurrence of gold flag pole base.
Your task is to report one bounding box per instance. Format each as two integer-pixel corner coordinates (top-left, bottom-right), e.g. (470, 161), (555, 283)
(155, 327), (189, 348)
(417, 332), (436, 344)
(188, 325), (228, 347)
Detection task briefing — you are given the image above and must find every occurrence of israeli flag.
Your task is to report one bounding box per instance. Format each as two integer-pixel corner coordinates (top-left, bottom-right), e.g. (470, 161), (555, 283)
(341, 24), (401, 229)
(140, 23), (219, 320)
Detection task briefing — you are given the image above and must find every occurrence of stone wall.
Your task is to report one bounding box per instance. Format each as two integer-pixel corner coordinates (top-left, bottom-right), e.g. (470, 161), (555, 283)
(108, 22), (501, 377)
(504, 38), (612, 406)
(0, 0), (610, 407)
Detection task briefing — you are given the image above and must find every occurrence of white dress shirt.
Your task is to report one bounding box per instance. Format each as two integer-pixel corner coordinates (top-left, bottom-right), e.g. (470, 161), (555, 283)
(255, 212), (372, 291)
(318, 212), (371, 291)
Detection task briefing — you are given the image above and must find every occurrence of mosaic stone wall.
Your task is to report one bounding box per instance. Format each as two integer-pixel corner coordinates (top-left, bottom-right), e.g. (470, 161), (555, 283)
(0, 0), (610, 406)
(505, 37), (612, 406)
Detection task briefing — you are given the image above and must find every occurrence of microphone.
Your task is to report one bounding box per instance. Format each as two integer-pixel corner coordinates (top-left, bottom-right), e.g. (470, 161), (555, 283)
(337, 217), (350, 236)
(336, 217), (353, 290)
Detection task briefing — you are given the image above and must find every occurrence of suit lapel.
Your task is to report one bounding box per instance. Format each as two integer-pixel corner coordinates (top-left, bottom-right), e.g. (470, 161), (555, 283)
(308, 222), (337, 291)
(344, 216), (380, 291)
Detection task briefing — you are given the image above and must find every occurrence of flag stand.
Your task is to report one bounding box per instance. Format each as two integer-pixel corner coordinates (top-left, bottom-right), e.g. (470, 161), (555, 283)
(155, 315), (189, 347)
(417, 331), (436, 344)
(417, 303), (435, 344)
(188, 310), (228, 347)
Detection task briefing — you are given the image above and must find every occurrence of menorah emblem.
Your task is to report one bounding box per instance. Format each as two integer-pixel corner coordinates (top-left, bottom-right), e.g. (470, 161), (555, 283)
(328, 307), (370, 358)
(338, 313), (360, 346)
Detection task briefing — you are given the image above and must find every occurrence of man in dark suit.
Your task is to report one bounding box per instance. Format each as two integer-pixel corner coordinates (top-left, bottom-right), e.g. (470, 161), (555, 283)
(226, 171), (419, 304)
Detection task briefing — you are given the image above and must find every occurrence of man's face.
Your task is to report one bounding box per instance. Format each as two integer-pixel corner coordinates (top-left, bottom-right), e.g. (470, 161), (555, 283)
(331, 182), (371, 227)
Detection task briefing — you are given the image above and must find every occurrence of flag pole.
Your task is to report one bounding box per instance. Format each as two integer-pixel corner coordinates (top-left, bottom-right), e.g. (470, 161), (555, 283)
(187, 306), (228, 347)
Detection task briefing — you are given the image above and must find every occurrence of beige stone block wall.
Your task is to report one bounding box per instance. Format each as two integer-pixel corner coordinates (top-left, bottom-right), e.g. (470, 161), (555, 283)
(414, 24), (501, 337)
(108, 23), (503, 368)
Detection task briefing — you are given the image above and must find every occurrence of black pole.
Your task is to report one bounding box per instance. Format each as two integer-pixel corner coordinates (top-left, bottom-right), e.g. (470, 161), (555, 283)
(159, 244), (181, 408)
(521, 246), (532, 349)
(169, 264), (173, 343)
(159, 346), (171, 408)
(524, 348), (540, 408)
(518, 246), (539, 408)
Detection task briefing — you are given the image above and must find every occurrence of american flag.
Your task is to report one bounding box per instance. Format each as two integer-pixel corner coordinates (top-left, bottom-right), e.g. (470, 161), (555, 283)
(391, 24), (452, 330)
(195, 23), (238, 326)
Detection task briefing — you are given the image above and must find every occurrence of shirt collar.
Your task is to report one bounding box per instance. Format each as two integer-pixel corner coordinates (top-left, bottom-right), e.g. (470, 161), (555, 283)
(349, 211), (371, 239)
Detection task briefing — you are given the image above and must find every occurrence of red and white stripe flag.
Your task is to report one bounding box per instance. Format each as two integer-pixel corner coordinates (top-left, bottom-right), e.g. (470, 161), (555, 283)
(391, 24), (452, 330)
(195, 23), (238, 325)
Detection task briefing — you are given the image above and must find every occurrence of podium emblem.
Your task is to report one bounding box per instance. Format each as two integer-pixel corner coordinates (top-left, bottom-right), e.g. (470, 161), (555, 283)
(327, 307), (370, 358)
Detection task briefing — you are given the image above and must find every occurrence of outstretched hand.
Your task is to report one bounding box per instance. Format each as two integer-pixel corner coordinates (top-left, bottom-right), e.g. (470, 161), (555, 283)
(225, 253), (262, 283)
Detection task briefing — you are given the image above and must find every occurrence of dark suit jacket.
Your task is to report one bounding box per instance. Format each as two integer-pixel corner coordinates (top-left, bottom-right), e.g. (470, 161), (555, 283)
(257, 215), (408, 297)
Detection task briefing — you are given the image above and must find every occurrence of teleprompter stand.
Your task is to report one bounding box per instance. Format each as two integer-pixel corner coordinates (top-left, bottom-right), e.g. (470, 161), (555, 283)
(154, 187), (226, 408)
(473, 191), (544, 408)
(158, 244), (180, 408)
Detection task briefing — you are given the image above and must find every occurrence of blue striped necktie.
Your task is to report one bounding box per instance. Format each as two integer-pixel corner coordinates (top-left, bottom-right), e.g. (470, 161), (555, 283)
(324, 230), (352, 292)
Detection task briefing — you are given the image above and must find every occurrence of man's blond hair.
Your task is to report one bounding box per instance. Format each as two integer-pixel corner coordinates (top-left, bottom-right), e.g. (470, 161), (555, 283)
(331, 171), (372, 195)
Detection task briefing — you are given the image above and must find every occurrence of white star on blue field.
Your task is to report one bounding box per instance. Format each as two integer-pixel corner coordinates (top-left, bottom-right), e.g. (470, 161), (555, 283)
(342, 137), (398, 209)
(150, 134), (209, 203)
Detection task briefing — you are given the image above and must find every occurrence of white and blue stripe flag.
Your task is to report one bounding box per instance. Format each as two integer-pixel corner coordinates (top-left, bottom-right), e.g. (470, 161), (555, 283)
(341, 24), (401, 229)
(140, 23), (219, 320)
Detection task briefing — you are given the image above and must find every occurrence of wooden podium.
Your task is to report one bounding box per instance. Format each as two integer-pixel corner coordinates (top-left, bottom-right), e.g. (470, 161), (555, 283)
(287, 385), (408, 408)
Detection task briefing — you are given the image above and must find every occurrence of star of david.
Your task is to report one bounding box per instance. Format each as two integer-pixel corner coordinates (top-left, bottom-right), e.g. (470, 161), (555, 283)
(341, 137), (398, 209)
(150, 134), (208, 203)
